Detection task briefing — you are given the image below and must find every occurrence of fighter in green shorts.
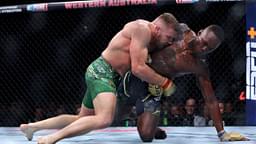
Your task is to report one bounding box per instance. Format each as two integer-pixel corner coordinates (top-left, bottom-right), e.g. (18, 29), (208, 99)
(83, 56), (120, 109)
(20, 13), (179, 144)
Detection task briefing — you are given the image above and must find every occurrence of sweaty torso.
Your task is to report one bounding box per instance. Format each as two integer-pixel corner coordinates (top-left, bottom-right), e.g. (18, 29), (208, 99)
(149, 45), (205, 79)
(102, 20), (151, 76)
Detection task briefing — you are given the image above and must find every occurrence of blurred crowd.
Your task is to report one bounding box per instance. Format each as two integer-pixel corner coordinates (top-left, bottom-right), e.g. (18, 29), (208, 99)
(0, 96), (245, 127)
(114, 96), (246, 127)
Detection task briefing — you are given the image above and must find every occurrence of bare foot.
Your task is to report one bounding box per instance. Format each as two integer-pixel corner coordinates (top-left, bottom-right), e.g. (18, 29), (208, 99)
(20, 124), (35, 141)
(37, 135), (56, 144)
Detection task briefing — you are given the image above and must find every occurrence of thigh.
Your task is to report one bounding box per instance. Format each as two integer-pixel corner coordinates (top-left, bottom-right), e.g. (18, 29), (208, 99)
(84, 56), (119, 109)
(136, 95), (161, 138)
(137, 112), (159, 137)
(93, 92), (117, 118)
(79, 104), (95, 117)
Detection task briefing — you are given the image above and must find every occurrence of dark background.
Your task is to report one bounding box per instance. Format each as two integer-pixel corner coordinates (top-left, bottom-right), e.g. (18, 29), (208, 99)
(0, 0), (70, 6)
(0, 1), (245, 126)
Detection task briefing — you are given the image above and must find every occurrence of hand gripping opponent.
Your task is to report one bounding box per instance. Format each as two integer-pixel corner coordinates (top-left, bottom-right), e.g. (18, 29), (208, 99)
(179, 23), (197, 49)
(184, 30), (196, 45)
(218, 130), (249, 141)
(148, 78), (176, 97)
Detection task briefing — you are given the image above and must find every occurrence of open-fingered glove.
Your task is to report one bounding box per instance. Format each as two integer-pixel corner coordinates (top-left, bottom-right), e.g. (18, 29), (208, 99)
(148, 78), (176, 97)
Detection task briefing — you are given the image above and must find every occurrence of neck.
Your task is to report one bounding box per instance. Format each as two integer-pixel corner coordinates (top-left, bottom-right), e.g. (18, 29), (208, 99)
(149, 23), (156, 38)
(148, 23), (158, 52)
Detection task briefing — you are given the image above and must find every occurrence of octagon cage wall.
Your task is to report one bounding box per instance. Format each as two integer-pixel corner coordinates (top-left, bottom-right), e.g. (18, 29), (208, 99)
(0, 1), (245, 127)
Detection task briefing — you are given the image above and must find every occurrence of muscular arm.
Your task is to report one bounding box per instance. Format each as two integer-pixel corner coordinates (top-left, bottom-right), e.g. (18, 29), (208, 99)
(130, 23), (165, 86)
(197, 71), (224, 133)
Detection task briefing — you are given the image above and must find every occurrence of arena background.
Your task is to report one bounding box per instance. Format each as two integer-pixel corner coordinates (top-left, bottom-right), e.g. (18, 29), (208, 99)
(0, 1), (246, 127)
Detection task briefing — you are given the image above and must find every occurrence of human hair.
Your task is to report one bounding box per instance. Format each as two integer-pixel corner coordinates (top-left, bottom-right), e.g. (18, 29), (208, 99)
(157, 13), (178, 25)
(207, 25), (225, 43)
(156, 13), (181, 41)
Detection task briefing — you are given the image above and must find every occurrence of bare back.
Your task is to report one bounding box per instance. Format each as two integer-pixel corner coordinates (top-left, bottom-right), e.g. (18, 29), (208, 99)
(102, 20), (152, 76)
(149, 46), (208, 78)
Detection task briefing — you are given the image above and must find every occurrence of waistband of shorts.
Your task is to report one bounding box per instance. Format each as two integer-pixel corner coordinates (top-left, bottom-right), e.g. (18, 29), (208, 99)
(100, 56), (111, 67)
(100, 56), (119, 75)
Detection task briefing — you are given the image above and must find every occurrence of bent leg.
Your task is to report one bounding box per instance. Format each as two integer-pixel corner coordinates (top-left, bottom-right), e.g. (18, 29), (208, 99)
(20, 105), (94, 141)
(137, 112), (166, 142)
(37, 92), (116, 144)
(137, 112), (159, 142)
(136, 94), (167, 142)
(20, 115), (79, 141)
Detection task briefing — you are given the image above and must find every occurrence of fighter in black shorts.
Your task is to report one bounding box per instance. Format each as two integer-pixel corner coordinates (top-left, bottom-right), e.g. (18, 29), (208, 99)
(118, 24), (249, 142)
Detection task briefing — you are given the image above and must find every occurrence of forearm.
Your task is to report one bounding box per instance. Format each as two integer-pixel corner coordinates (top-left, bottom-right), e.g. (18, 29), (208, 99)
(131, 64), (166, 86)
(206, 97), (224, 133)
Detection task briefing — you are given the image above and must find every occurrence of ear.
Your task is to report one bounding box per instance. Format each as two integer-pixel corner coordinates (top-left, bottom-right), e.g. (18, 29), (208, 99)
(155, 25), (160, 35)
(197, 29), (203, 36)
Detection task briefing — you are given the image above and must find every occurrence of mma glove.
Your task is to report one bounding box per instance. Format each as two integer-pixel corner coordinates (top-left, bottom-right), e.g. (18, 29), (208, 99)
(218, 130), (249, 141)
(148, 78), (176, 97)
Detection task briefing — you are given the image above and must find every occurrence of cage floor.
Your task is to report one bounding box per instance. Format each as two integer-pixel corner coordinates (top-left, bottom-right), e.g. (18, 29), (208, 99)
(0, 127), (255, 144)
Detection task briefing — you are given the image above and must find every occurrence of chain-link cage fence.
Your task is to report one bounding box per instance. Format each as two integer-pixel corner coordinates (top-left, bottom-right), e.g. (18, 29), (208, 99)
(0, 1), (245, 126)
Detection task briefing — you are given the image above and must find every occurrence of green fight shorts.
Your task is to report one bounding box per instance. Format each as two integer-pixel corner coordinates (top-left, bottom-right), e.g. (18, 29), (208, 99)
(82, 56), (120, 109)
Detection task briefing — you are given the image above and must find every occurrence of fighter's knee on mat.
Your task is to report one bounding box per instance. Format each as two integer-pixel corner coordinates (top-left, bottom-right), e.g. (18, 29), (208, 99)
(141, 137), (154, 142)
(139, 129), (155, 142)
(96, 116), (114, 129)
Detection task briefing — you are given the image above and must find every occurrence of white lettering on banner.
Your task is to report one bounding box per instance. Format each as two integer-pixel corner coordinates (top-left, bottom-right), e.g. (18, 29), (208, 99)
(246, 41), (256, 100)
(65, 0), (157, 9)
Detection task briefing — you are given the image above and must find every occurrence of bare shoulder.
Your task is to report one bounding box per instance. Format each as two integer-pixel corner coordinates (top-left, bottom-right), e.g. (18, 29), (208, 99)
(123, 19), (150, 32)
